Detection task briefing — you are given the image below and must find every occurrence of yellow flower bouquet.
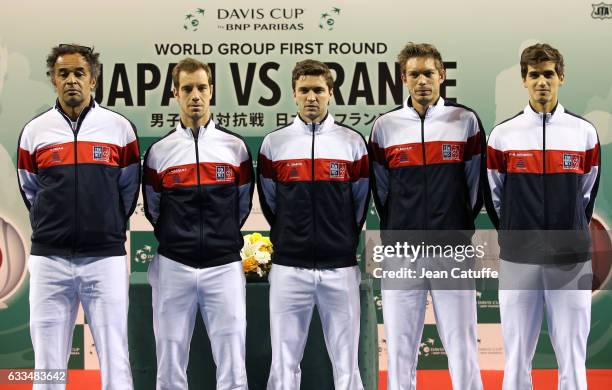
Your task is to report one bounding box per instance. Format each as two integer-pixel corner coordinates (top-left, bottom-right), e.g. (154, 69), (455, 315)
(241, 233), (273, 278)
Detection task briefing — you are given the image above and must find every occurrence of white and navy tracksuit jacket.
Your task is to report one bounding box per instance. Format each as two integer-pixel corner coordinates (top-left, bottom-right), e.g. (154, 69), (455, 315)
(143, 119), (254, 268)
(485, 103), (600, 263)
(17, 99), (140, 256)
(369, 97), (485, 234)
(257, 114), (370, 269)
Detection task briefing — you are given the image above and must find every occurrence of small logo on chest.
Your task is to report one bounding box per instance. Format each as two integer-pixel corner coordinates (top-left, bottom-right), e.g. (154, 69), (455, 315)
(563, 153), (580, 170)
(168, 168), (187, 183)
(93, 146), (110, 162)
(215, 165), (234, 181)
(329, 162), (347, 178)
(442, 144), (461, 161)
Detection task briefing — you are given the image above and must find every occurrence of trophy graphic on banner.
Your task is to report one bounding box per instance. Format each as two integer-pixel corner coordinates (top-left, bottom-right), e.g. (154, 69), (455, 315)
(0, 215), (27, 309)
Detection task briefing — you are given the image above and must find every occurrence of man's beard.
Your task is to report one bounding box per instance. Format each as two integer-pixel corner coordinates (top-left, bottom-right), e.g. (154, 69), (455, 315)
(415, 96), (433, 108)
(64, 94), (84, 108)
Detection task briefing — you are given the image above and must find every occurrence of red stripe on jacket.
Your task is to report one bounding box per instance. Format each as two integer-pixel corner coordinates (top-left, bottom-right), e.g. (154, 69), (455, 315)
(158, 162), (247, 188)
(18, 148), (37, 173)
(488, 148), (597, 174)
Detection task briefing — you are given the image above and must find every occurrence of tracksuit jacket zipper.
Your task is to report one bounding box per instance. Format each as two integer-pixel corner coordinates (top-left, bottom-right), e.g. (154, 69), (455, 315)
(420, 115), (428, 230)
(311, 122), (317, 268)
(57, 106), (90, 255)
(542, 114), (547, 228)
(193, 130), (204, 259)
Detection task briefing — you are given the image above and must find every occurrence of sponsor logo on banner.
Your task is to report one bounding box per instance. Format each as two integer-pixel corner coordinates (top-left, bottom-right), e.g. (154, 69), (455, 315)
(319, 7), (341, 31)
(184, 8), (206, 31)
(329, 161), (347, 178)
(130, 232), (158, 272)
(592, 3), (612, 19)
(419, 338), (438, 357)
(215, 7), (305, 31)
(442, 144), (460, 161)
(134, 245), (154, 264)
(416, 326), (449, 368)
(93, 146), (110, 162)
(563, 153), (580, 169)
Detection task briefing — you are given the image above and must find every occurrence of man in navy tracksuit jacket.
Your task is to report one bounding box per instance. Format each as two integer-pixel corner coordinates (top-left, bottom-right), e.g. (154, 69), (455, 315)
(369, 43), (485, 390)
(17, 44), (139, 389)
(258, 59), (369, 390)
(143, 58), (253, 390)
(485, 43), (600, 390)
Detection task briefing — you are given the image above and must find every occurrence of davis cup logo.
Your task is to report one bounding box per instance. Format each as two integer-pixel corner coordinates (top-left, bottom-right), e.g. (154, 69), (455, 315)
(134, 245), (154, 264)
(442, 144), (460, 161)
(93, 145), (110, 162)
(418, 338), (436, 356)
(563, 153), (580, 170)
(0, 216), (27, 309)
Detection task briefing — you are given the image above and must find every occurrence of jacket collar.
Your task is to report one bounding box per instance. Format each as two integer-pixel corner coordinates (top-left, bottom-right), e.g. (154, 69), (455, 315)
(293, 112), (334, 133)
(54, 97), (96, 114)
(404, 96), (444, 119)
(524, 101), (564, 124)
(178, 117), (214, 139)
(54, 98), (96, 129)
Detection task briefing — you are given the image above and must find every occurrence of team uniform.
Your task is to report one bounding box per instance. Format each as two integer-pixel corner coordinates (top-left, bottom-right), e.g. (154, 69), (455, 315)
(143, 119), (254, 390)
(257, 114), (369, 390)
(485, 103), (600, 390)
(369, 97), (485, 390)
(17, 99), (140, 390)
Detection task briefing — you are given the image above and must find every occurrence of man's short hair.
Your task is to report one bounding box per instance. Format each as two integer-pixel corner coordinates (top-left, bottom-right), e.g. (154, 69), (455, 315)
(172, 58), (213, 89)
(46, 44), (101, 82)
(520, 43), (564, 79)
(397, 42), (445, 75)
(291, 60), (334, 91)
